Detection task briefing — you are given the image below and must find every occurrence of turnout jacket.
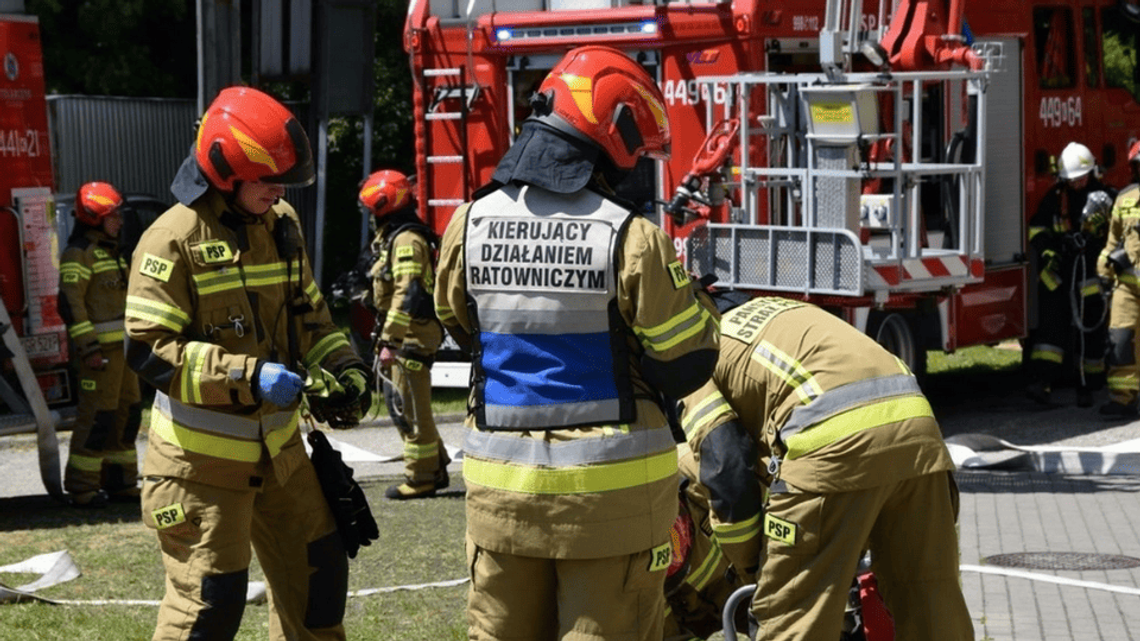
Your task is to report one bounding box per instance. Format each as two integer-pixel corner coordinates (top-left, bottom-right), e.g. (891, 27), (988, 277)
(680, 297), (955, 574)
(370, 222), (441, 356)
(125, 191), (361, 491)
(1099, 183), (1140, 286)
(59, 229), (129, 358)
(435, 183), (718, 559)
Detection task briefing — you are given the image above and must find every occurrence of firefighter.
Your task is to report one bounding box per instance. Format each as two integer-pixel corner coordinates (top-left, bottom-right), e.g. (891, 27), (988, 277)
(664, 442), (750, 641)
(1097, 140), (1140, 417)
(359, 169), (451, 499)
(58, 181), (142, 508)
(434, 45), (719, 640)
(679, 295), (973, 641)
(1025, 142), (1115, 406)
(125, 87), (370, 641)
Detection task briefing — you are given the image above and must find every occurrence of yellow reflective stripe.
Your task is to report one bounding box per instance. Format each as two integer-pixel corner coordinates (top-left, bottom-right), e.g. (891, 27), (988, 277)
(1107, 374), (1139, 392)
(242, 262), (289, 287)
(1027, 226), (1048, 242)
(1030, 345), (1064, 364)
(686, 538), (725, 591)
(712, 512), (761, 545)
(682, 389), (732, 438)
(97, 329), (125, 344)
(69, 321), (95, 339)
(752, 340), (821, 404)
(463, 448), (678, 495)
(785, 395), (934, 459)
(636, 301), (711, 353)
(181, 341), (211, 404)
(60, 262), (92, 279)
(150, 408), (262, 462)
(404, 440), (439, 460)
(67, 453), (104, 472)
(104, 450), (137, 465)
(126, 295), (192, 332)
(305, 280), (323, 305)
(386, 309), (411, 327)
(1040, 270), (1060, 290)
(193, 269), (245, 295)
(92, 259), (124, 273)
(392, 263), (423, 277)
(264, 417), (299, 458)
(303, 332), (351, 369)
(436, 305), (455, 323)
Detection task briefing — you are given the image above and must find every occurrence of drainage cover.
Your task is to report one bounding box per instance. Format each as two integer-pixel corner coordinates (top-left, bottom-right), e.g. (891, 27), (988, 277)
(984, 552), (1140, 571)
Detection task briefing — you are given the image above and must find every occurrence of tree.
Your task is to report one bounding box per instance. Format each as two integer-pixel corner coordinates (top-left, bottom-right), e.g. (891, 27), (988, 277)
(28, 0), (197, 97)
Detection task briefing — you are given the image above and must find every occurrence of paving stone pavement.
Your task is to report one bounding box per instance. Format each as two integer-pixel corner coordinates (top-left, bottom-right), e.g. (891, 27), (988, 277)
(5, 405), (1140, 639)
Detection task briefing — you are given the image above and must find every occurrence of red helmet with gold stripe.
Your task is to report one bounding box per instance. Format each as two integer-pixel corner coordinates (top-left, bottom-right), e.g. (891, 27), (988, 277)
(534, 45), (670, 171)
(74, 182), (123, 226)
(195, 86), (314, 192)
(359, 170), (413, 218)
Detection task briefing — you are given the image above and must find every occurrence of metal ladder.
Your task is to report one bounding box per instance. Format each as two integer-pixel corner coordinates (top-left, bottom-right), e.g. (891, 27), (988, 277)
(417, 64), (479, 220)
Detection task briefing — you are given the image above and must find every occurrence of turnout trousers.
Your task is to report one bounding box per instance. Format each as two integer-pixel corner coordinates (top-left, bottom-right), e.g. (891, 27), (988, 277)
(1107, 283), (1140, 405)
(751, 472), (974, 641)
(64, 346), (141, 495)
(141, 461), (348, 641)
(389, 354), (449, 484)
(466, 535), (667, 641)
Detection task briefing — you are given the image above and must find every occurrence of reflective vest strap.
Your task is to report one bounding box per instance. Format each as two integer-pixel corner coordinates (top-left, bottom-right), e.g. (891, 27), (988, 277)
(463, 448), (678, 495)
(783, 395), (934, 460)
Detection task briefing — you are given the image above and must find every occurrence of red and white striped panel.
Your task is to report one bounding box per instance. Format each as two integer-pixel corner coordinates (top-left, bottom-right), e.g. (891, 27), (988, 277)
(867, 255), (984, 289)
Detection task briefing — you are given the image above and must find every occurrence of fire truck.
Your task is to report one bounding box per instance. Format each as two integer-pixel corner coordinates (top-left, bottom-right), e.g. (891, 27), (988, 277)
(1, 12), (64, 496)
(404, 0), (1140, 378)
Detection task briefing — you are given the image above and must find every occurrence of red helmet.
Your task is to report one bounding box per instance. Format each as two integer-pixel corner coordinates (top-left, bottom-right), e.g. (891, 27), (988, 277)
(1129, 140), (1140, 164)
(534, 46), (670, 171)
(195, 86), (314, 192)
(74, 182), (123, 226)
(359, 170), (413, 217)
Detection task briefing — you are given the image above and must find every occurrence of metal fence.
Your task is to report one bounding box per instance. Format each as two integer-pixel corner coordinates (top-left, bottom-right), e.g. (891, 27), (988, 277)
(47, 95), (197, 205)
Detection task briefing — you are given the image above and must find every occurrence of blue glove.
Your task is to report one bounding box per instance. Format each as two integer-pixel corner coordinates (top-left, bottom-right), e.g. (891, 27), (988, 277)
(257, 362), (304, 406)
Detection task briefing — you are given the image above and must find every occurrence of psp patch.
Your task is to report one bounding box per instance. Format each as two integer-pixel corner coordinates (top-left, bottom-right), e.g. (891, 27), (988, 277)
(197, 240), (234, 264)
(152, 503), (187, 530)
(648, 541), (673, 572)
(139, 253), (175, 282)
(764, 513), (797, 545)
(667, 260), (690, 290)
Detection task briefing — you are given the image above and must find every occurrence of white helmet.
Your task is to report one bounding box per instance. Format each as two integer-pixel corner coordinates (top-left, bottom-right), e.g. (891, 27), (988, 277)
(1058, 142), (1097, 180)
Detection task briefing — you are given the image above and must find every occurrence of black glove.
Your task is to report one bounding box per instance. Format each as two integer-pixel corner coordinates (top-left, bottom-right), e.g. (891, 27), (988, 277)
(307, 429), (379, 559)
(307, 365), (373, 428)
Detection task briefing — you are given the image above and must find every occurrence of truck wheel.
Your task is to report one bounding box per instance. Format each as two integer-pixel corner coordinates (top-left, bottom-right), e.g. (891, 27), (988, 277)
(869, 312), (926, 378)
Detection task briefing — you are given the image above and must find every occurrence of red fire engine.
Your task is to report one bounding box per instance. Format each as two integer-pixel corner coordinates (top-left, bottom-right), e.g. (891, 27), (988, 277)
(1, 12), (64, 496)
(404, 0), (1140, 377)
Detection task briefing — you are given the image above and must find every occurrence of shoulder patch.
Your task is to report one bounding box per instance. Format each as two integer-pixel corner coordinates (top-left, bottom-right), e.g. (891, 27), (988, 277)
(667, 260), (691, 289)
(93, 248), (109, 259)
(139, 253), (175, 282)
(396, 245), (415, 259)
(196, 240), (234, 264)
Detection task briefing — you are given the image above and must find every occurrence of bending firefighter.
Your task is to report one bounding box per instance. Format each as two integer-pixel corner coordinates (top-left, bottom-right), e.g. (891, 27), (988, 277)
(1098, 141), (1140, 417)
(58, 181), (142, 507)
(125, 87), (371, 641)
(1026, 142), (1114, 406)
(679, 296), (973, 641)
(360, 169), (451, 499)
(434, 46), (719, 640)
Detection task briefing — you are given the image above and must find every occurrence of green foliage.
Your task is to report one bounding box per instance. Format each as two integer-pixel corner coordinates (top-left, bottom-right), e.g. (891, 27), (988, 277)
(27, 0), (196, 97)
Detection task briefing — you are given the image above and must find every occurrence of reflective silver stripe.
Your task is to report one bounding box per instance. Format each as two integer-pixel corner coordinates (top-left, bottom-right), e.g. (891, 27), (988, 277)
(154, 391), (295, 440)
(476, 308), (606, 335)
(93, 319), (125, 333)
(780, 374), (922, 440)
(463, 425), (676, 466)
(485, 398), (623, 430)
